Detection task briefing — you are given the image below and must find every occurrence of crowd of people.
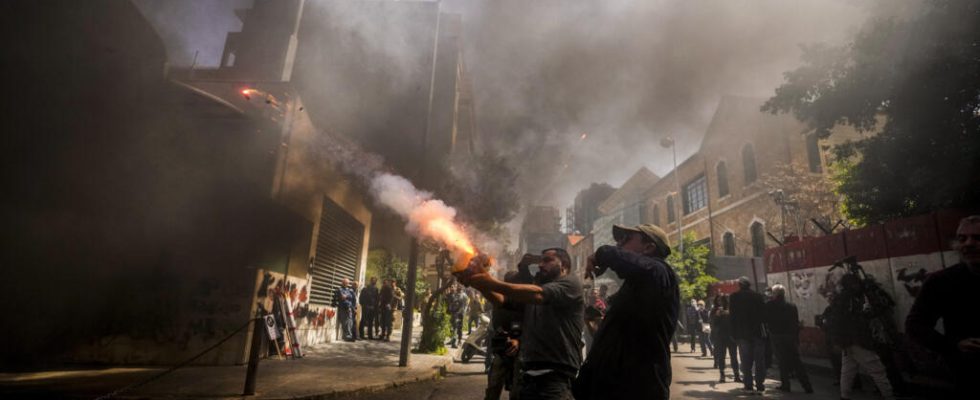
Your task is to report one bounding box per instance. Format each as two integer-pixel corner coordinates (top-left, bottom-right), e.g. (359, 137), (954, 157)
(331, 276), (404, 342)
(331, 215), (979, 400)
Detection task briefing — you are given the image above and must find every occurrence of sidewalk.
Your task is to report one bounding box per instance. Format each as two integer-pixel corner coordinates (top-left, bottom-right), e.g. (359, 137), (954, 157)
(0, 328), (453, 399)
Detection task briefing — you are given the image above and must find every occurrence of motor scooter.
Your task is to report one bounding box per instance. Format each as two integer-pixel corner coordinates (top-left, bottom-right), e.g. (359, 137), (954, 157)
(460, 314), (491, 363)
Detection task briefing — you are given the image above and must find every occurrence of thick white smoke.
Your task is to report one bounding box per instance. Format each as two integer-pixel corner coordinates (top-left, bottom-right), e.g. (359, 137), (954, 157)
(314, 130), (476, 254)
(370, 173), (475, 254)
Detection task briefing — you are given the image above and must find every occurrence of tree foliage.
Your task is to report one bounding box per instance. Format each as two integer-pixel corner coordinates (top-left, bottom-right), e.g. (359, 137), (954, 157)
(763, 0), (980, 224)
(760, 162), (845, 236)
(667, 232), (718, 302)
(416, 250), (453, 354)
(365, 249), (428, 299)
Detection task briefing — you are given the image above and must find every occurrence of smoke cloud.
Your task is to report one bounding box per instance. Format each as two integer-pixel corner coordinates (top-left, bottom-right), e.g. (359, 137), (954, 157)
(136, 0), (911, 231)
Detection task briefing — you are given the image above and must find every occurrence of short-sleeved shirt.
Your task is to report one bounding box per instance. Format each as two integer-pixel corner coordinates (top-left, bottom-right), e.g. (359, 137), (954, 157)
(520, 274), (585, 373)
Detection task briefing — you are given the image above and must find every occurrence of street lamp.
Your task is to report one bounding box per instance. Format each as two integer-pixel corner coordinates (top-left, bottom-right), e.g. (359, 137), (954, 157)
(659, 136), (683, 253)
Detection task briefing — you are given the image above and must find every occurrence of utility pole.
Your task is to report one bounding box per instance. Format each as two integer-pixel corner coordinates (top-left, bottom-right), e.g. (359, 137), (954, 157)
(400, 4), (441, 368)
(660, 136), (683, 253)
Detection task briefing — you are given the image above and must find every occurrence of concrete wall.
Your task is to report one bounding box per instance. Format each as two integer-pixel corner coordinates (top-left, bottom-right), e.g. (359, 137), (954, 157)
(763, 210), (972, 358)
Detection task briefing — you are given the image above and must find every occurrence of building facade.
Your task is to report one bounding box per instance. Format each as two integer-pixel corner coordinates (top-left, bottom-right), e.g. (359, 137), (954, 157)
(641, 96), (842, 281)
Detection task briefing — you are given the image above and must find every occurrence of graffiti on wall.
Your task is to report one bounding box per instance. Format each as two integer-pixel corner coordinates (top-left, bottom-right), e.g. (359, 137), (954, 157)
(253, 270), (335, 352)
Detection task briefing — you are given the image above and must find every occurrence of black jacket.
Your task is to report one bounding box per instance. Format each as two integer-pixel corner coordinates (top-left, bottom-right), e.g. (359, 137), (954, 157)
(359, 285), (379, 309)
(729, 287), (766, 340)
(827, 291), (874, 348)
(573, 245), (679, 400)
(765, 298), (800, 336)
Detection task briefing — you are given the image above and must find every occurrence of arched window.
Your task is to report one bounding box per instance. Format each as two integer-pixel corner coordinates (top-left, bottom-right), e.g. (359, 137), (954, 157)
(667, 195), (676, 223)
(716, 161), (730, 197)
(750, 222), (765, 257)
(806, 133), (823, 173)
(652, 204), (660, 226)
(742, 144), (757, 184)
(723, 232), (736, 256)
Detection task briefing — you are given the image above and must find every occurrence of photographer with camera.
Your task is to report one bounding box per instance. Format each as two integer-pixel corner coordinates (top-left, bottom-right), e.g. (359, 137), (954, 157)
(460, 249), (584, 400)
(573, 224), (679, 400)
(485, 270), (529, 400)
(828, 273), (895, 400)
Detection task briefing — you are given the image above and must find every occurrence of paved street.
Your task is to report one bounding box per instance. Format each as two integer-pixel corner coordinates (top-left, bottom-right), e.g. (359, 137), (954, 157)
(352, 347), (923, 400)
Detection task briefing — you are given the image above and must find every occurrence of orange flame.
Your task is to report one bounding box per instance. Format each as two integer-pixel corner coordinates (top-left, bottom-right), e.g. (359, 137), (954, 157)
(425, 218), (475, 255)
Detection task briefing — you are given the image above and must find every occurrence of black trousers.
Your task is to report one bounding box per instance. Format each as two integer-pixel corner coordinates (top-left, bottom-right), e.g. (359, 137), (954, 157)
(520, 371), (573, 400)
(771, 334), (811, 389)
(359, 307), (377, 338)
(380, 308), (394, 337)
(714, 339), (739, 376)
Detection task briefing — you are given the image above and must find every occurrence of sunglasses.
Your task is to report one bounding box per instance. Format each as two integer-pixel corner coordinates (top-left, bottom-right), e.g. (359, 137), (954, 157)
(957, 234), (980, 242)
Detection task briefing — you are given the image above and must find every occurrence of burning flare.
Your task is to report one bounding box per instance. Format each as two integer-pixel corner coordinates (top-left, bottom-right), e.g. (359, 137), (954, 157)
(370, 173), (477, 267)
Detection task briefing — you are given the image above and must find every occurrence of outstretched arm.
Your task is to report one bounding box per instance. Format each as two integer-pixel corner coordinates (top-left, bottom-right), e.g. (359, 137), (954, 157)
(464, 273), (545, 305)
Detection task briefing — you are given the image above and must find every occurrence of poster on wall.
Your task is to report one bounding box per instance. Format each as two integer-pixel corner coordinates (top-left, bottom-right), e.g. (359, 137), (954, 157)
(889, 253), (945, 332)
(788, 267), (824, 328)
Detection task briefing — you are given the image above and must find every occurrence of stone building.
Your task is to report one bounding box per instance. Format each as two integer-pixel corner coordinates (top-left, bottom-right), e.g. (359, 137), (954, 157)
(591, 167), (661, 248)
(640, 95), (841, 281)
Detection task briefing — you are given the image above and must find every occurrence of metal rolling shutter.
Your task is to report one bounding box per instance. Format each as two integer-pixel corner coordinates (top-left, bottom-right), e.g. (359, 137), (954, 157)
(309, 196), (364, 305)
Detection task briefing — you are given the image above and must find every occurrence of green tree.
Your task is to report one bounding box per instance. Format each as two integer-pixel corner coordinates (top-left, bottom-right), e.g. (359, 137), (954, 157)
(416, 249), (453, 354)
(413, 150), (520, 354)
(763, 0), (980, 225)
(666, 232), (718, 303)
(366, 249), (428, 299)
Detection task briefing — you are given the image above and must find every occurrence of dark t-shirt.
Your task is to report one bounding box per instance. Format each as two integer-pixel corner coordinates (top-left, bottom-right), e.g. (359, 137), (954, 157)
(520, 274), (585, 373)
(765, 298), (800, 336)
(907, 263), (980, 359)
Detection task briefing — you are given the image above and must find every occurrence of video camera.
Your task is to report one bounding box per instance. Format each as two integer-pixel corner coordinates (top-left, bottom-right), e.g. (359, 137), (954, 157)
(490, 321), (522, 356)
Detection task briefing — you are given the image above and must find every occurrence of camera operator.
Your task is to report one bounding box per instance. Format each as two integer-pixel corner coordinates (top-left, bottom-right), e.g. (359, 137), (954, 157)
(828, 273), (894, 400)
(460, 248), (584, 400)
(573, 224), (680, 400)
(486, 270), (529, 400)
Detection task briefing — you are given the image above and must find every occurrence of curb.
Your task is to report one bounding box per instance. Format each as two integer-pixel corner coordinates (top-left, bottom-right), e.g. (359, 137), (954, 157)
(283, 354), (454, 400)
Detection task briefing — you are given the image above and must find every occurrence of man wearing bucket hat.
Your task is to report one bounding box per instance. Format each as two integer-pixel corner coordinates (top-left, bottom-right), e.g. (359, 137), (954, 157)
(572, 224), (680, 400)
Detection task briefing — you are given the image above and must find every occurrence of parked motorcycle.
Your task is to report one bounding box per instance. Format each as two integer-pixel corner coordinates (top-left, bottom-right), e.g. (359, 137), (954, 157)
(461, 314), (491, 363)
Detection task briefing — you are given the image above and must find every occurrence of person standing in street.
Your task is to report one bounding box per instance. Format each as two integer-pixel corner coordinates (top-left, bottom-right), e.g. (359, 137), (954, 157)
(697, 300), (713, 356)
(685, 300), (707, 355)
(829, 273), (894, 400)
(710, 294), (740, 383)
(379, 278), (395, 341)
(461, 248), (585, 400)
(906, 215), (980, 397)
(765, 284), (813, 393)
(730, 276), (768, 394)
(332, 278), (356, 342)
(448, 284), (469, 348)
(573, 224), (680, 400)
(468, 288), (485, 334)
(485, 270), (528, 400)
(358, 277), (380, 340)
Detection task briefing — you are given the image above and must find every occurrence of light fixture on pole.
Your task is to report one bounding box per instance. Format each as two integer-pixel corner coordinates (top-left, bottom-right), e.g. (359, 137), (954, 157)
(659, 136), (683, 254)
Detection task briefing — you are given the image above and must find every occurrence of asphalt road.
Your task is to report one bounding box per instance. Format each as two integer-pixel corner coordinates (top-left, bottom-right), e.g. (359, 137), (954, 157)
(350, 347), (927, 400)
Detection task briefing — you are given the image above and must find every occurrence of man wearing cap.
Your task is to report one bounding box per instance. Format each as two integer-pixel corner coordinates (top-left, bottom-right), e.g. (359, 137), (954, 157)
(573, 224), (680, 400)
